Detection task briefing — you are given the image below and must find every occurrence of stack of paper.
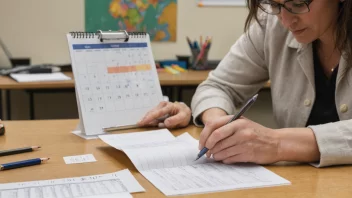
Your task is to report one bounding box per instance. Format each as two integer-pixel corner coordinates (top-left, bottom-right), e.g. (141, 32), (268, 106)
(0, 169), (144, 198)
(10, 72), (71, 82)
(99, 129), (290, 196)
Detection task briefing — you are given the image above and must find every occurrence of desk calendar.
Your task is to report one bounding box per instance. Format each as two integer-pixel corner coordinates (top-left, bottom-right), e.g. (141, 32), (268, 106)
(67, 31), (163, 136)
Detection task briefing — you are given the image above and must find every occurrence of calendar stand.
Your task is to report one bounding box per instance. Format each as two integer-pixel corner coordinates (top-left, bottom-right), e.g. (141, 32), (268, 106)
(66, 30), (163, 138)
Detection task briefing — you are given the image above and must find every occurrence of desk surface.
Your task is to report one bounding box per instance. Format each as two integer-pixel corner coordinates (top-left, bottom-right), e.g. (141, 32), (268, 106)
(0, 119), (351, 197)
(0, 71), (271, 89)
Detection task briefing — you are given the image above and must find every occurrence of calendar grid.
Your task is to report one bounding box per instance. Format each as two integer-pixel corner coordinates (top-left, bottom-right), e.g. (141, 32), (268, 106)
(67, 33), (163, 135)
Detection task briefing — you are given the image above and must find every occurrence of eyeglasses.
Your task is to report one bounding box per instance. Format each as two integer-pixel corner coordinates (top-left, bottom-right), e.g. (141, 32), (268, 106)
(258, 0), (313, 15)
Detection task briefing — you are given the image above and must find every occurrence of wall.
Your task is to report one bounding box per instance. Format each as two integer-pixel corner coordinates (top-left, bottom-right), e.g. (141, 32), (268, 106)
(0, 0), (248, 66)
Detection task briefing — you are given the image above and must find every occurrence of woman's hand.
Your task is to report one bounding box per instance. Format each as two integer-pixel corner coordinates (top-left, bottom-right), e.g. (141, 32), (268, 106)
(199, 116), (281, 164)
(137, 101), (191, 129)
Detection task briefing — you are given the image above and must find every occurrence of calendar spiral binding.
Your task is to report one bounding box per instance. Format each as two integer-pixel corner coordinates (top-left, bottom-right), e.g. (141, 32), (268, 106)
(69, 30), (147, 42)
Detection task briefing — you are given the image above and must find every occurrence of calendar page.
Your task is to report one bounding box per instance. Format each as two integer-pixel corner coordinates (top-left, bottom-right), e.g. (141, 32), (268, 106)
(67, 33), (163, 135)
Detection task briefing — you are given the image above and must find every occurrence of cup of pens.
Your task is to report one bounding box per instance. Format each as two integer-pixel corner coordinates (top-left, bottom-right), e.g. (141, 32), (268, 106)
(187, 36), (212, 70)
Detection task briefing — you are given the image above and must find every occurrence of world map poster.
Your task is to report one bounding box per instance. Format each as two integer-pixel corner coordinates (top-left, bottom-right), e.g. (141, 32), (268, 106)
(85, 0), (177, 42)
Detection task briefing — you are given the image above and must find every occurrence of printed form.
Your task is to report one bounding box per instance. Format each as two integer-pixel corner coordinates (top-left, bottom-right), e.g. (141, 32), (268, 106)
(99, 129), (290, 196)
(0, 169), (144, 198)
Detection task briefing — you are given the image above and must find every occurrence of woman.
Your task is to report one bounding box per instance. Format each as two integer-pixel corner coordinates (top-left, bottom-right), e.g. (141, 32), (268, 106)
(139, 0), (352, 167)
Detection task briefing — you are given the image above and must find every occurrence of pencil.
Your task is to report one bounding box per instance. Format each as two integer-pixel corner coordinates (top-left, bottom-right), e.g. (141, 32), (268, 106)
(0, 146), (41, 157)
(193, 39), (210, 66)
(0, 158), (49, 171)
(186, 36), (193, 49)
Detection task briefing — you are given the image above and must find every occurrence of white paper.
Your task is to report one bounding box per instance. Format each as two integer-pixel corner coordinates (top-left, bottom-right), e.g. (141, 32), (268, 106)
(0, 169), (145, 198)
(67, 33), (163, 136)
(100, 131), (290, 196)
(63, 154), (97, 164)
(80, 192), (131, 198)
(99, 128), (175, 150)
(10, 72), (71, 82)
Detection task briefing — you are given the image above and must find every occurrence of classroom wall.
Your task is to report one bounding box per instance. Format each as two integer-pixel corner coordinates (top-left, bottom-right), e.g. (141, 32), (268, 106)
(0, 0), (248, 66)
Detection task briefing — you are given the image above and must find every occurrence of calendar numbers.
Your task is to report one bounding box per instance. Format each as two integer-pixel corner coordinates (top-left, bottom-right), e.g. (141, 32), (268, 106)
(114, 94), (125, 111)
(72, 41), (160, 114)
(83, 94), (95, 112)
(103, 84), (111, 93)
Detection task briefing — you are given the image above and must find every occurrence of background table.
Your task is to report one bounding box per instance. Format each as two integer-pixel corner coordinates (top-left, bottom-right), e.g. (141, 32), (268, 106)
(0, 71), (270, 120)
(0, 119), (351, 198)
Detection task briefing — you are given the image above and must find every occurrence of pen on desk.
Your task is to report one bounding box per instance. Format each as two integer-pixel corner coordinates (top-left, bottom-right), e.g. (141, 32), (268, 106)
(0, 146), (41, 157)
(0, 158), (50, 171)
(195, 94), (259, 161)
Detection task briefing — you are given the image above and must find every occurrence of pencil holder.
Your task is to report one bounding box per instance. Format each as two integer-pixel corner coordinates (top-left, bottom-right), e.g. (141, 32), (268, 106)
(191, 48), (210, 70)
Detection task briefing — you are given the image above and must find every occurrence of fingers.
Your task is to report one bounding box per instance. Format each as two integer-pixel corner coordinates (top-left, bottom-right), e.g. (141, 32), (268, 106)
(210, 133), (239, 155)
(210, 127), (255, 154)
(164, 104), (191, 128)
(142, 119), (160, 127)
(199, 115), (232, 149)
(138, 101), (191, 129)
(202, 118), (249, 151)
(137, 101), (170, 126)
(212, 144), (246, 161)
(158, 122), (166, 128)
(164, 113), (187, 128)
(222, 153), (251, 164)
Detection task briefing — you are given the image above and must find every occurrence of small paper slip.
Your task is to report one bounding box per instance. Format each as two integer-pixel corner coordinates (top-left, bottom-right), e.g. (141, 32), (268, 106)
(100, 129), (290, 196)
(0, 169), (144, 197)
(63, 154), (97, 164)
(10, 72), (71, 82)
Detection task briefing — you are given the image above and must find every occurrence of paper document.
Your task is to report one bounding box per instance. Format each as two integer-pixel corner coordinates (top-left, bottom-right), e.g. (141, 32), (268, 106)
(100, 129), (290, 196)
(63, 154), (97, 164)
(80, 193), (132, 198)
(10, 72), (71, 82)
(0, 169), (144, 198)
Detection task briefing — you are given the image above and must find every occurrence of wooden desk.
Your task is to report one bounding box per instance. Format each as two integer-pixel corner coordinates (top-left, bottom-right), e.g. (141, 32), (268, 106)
(0, 71), (271, 89)
(0, 71), (270, 120)
(0, 71), (211, 120)
(0, 71), (210, 89)
(1, 119), (351, 198)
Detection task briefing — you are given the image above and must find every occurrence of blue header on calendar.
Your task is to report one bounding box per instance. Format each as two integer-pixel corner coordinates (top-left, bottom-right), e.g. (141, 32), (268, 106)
(72, 43), (147, 50)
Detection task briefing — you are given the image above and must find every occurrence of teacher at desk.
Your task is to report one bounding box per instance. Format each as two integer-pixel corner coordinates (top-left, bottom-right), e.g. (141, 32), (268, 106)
(138, 0), (352, 167)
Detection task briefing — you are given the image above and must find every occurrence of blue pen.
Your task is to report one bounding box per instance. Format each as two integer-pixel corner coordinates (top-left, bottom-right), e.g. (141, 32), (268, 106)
(193, 41), (200, 50)
(0, 158), (50, 171)
(186, 37), (194, 49)
(195, 94), (259, 161)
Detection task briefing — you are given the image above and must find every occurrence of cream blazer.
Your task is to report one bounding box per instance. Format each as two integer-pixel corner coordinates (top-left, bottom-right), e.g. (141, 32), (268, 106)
(191, 14), (352, 167)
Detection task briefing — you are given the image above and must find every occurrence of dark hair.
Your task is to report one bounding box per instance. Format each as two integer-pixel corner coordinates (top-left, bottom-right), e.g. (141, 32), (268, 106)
(244, 0), (352, 66)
